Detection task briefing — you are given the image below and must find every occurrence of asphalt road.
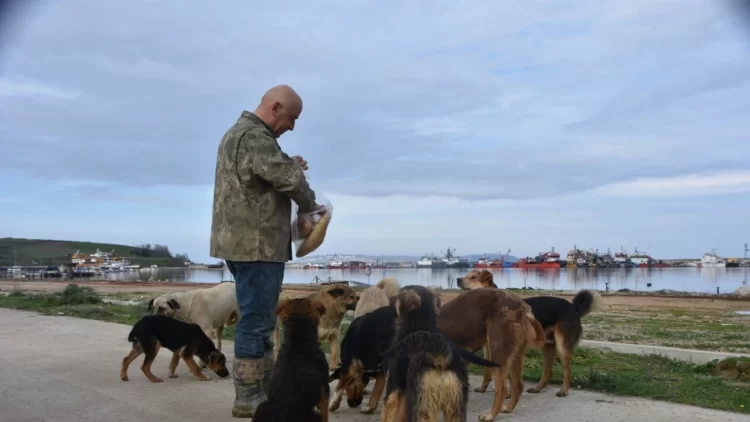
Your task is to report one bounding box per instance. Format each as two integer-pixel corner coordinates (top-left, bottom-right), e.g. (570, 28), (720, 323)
(1, 308), (749, 422)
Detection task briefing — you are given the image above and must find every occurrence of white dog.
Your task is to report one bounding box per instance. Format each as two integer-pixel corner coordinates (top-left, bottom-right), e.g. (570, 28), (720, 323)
(148, 281), (240, 353)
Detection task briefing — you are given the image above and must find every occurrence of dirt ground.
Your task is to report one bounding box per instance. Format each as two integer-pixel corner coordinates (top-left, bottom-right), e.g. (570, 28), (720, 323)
(3, 279), (750, 353)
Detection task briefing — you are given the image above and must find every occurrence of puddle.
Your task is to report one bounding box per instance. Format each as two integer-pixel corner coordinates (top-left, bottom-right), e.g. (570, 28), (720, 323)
(734, 311), (750, 316)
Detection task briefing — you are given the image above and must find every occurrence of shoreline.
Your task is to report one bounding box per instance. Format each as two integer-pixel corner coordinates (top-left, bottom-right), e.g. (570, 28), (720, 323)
(2, 278), (750, 302)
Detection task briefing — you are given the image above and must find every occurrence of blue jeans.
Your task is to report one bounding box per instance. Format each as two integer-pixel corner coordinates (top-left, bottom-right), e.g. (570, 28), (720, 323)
(225, 260), (285, 359)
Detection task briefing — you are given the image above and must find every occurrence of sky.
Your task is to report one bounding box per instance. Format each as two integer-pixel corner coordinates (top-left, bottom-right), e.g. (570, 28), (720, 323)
(1, 0), (750, 263)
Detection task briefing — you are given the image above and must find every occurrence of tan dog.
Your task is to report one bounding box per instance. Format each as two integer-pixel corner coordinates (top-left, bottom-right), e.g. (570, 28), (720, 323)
(437, 287), (545, 421)
(272, 283), (358, 369)
(353, 276), (400, 318)
(147, 281), (239, 353)
(457, 269), (601, 399)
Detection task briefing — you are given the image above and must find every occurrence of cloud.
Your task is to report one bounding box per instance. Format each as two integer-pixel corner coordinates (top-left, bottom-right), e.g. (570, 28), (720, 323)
(0, 0), (749, 204)
(0, 77), (82, 100)
(594, 170), (750, 198)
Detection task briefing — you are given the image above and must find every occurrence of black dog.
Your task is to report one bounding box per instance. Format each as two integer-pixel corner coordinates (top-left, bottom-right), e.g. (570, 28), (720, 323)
(120, 314), (229, 383)
(381, 285), (500, 422)
(329, 304), (398, 414)
(253, 298), (330, 422)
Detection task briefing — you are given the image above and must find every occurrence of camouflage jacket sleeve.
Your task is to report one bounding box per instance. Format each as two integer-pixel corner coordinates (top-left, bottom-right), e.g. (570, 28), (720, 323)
(238, 131), (318, 213)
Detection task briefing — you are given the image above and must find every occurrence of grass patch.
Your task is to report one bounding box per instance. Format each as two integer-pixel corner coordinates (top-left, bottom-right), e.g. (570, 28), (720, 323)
(2, 285), (749, 413)
(0, 284), (149, 325)
(583, 309), (750, 353)
(466, 348), (750, 414)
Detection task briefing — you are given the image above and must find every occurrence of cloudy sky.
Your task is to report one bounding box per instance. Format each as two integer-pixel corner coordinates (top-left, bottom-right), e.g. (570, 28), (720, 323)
(1, 0), (749, 263)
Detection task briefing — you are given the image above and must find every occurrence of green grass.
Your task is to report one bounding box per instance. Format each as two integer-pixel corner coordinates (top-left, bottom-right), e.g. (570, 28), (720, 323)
(0, 237), (185, 267)
(466, 348), (750, 414)
(583, 308), (750, 353)
(0, 284), (148, 325)
(1, 284), (749, 414)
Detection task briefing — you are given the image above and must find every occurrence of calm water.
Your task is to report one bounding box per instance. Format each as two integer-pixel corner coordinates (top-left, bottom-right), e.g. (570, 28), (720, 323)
(100, 266), (750, 294)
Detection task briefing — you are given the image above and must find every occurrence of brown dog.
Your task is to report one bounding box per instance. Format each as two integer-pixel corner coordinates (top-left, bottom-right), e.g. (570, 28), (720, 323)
(438, 287), (545, 421)
(456, 269), (601, 398)
(272, 283), (359, 369)
(253, 297), (330, 422)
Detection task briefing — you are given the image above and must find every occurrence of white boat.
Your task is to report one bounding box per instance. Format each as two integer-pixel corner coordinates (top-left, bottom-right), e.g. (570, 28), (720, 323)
(699, 249), (726, 268)
(416, 253), (446, 268)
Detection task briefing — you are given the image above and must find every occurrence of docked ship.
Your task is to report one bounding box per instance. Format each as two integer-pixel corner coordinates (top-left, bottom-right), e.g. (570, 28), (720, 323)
(475, 249), (513, 269)
(515, 247), (562, 269)
(696, 249), (727, 268)
(440, 248), (470, 268)
(629, 248), (669, 268)
(416, 253), (446, 268)
(613, 248), (636, 268)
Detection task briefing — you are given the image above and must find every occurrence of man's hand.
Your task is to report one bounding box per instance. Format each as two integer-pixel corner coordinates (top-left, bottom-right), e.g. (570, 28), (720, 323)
(292, 155), (308, 171)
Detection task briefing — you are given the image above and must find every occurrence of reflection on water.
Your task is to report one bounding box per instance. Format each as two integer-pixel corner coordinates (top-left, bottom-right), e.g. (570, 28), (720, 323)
(98, 266), (750, 294)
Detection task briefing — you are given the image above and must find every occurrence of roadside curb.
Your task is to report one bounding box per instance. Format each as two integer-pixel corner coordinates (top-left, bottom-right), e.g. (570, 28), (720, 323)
(581, 339), (750, 364)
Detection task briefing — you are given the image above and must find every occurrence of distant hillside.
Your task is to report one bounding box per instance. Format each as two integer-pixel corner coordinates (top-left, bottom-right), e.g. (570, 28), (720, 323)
(0, 238), (189, 267)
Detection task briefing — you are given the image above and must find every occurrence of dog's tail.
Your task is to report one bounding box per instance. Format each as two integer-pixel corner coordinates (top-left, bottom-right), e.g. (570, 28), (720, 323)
(454, 348), (500, 368)
(572, 290), (602, 318)
(127, 327), (138, 344)
(524, 312), (547, 349)
(329, 366), (342, 382)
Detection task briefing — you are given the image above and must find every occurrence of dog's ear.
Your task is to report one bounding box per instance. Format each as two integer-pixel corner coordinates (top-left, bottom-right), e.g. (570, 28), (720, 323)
(388, 295), (399, 308)
(376, 278), (386, 289)
(276, 299), (290, 320)
(480, 270), (497, 288)
(147, 298), (155, 311)
(208, 350), (225, 365)
(166, 298), (180, 310)
(399, 289), (421, 312)
(327, 287), (346, 298)
(311, 299), (327, 316)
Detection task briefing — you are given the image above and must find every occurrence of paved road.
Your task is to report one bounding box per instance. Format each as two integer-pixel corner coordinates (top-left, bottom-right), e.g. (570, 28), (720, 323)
(1, 308), (749, 422)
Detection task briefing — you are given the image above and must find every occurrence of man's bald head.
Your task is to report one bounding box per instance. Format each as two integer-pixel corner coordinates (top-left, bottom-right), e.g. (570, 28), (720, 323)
(254, 85), (303, 138)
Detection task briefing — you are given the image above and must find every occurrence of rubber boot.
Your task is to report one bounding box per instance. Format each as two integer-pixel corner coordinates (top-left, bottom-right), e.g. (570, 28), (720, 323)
(231, 358), (265, 418)
(262, 349), (275, 389)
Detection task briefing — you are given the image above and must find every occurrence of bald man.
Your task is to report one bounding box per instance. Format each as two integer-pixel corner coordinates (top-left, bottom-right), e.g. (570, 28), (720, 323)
(210, 85), (324, 418)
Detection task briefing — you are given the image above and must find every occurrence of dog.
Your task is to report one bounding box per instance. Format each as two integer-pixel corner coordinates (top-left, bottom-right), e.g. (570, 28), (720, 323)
(353, 276), (400, 318)
(456, 269), (601, 398)
(382, 285), (500, 422)
(328, 303), (398, 414)
(438, 285), (546, 421)
(272, 283), (359, 369)
(253, 297), (330, 422)
(148, 281), (239, 354)
(120, 314), (230, 383)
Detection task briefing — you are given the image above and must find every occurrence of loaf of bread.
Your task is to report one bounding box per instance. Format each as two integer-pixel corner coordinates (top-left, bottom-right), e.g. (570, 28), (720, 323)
(295, 212), (332, 258)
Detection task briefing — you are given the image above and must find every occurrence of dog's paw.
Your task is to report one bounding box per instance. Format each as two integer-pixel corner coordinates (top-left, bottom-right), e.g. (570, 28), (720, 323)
(478, 413), (496, 422)
(169, 374), (179, 379)
(500, 406), (513, 414)
(360, 405), (375, 414)
(474, 386), (487, 393)
(150, 377), (164, 383)
(527, 387), (542, 394)
(120, 375), (129, 381)
(199, 376), (212, 381)
(556, 390), (568, 397)
(329, 399), (342, 412)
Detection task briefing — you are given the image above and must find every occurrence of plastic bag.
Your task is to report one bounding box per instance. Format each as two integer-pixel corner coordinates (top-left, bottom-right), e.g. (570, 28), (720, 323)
(291, 193), (334, 258)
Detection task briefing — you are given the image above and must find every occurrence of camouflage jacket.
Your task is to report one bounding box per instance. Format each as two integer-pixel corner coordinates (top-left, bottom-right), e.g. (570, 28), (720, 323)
(209, 111), (317, 262)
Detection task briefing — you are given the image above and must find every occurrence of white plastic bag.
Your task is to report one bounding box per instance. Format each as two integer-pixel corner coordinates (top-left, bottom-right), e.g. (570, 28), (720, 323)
(291, 194), (333, 258)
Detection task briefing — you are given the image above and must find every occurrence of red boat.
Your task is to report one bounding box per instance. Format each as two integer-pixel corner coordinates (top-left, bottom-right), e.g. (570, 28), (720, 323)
(514, 248), (562, 270)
